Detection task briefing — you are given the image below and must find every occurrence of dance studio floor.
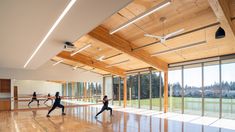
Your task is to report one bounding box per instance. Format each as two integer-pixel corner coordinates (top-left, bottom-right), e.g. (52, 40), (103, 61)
(1, 105), (235, 132)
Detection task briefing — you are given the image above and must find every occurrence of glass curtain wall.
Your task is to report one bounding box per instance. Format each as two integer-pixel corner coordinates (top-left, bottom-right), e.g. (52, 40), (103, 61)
(140, 72), (150, 109)
(183, 64), (202, 115)
(68, 83), (72, 97)
(120, 78), (124, 106)
(113, 77), (120, 106)
(123, 71), (163, 110)
(222, 59), (235, 119)
(204, 61), (220, 117)
(168, 56), (235, 119)
(152, 71), (161, 110)
(168, 67), (182, 113)
(128, 74), (139, 108)
(127, 76), (131, 107)
(161, 72), (164, 110)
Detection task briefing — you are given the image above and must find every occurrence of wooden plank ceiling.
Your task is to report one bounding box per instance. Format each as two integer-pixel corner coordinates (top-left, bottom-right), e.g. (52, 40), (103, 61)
(53, 0), (235, 76)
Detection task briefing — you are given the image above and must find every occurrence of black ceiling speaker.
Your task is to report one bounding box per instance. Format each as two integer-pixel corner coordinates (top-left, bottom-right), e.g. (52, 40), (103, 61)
(215, 27), (225, 39)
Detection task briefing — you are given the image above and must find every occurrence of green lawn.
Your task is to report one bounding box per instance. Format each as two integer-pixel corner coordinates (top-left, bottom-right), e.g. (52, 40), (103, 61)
(113, 97), (235, 118)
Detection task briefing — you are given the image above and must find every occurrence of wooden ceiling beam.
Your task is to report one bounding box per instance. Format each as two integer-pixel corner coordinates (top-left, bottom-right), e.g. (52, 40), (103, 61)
(208, 0), (235, 38)
(88, 26), (168, 71)
(57, 51), (125, 77)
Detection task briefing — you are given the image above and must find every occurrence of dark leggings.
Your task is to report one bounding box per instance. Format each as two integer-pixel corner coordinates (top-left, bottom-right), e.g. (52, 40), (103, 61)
(96, 106), (112, 116)
(28, 98), (39, 105)
(47, 104), (64, 115)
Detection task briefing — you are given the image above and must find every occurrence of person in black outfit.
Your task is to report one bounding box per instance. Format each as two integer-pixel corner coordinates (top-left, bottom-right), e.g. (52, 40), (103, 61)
(95, 95), (112, 118)
(28, 92), (40, 106)
(47, 92), (66, 117)
(44, 93), (53, 104)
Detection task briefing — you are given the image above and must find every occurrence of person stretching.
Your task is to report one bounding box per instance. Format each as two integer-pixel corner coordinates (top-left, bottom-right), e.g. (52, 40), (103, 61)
(95, 95), (112, 118)
(44, 93), (53, 104)
(28, 92), (40, 106)
(47, 92), (66, 117)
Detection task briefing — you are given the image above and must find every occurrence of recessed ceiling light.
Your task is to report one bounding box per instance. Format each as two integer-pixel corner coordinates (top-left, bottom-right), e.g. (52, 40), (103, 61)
(23, 0), (76, 68)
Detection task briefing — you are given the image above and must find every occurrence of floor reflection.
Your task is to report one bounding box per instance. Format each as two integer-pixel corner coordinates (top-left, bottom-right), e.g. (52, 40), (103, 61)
(0, 106), (235, 132)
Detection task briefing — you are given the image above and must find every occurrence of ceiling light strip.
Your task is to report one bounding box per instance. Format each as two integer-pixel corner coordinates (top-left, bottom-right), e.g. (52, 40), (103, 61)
(97, 55), (105, 61)
(109, 0), (171, 34)
(106, 59), (130, 67)
(71, 44), (91, 56)
(23, 0), (76, 68)
(151, 40), (207, 56)
(53, 59), (64, 66)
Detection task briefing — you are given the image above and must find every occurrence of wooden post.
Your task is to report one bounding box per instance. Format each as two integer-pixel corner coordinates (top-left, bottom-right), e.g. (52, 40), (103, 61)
(63, 83), (66, 96)
(123, 77), (127, 108)
(164, 71), (168, 113)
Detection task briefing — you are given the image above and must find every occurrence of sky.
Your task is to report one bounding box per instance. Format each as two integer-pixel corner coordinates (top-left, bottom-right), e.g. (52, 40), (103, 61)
(169, 62), (235, 87)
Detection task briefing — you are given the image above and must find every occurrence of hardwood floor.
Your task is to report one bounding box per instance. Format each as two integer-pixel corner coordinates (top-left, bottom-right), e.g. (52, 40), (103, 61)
(0, 106), (234, 132)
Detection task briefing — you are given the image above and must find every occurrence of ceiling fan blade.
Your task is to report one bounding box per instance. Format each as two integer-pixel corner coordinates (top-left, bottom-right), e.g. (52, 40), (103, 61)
(164, 28), (184, 39)
(144, 34), (162, 40)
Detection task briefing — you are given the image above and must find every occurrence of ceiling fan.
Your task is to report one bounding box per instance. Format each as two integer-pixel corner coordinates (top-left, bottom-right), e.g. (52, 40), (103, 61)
(144, 17), (184, 43)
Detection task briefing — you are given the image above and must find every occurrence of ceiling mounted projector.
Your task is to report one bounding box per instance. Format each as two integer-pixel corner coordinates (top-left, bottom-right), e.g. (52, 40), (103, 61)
(64, 41), (75, 51)
(215, 27), (225, 39)
(64, 41), (74, 46)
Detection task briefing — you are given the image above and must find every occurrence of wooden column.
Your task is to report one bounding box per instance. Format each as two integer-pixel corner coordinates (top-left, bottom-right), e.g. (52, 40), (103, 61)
(63, 83), (67, 96)
(164, 71), (168, 113)
(123, 77), (127, 108)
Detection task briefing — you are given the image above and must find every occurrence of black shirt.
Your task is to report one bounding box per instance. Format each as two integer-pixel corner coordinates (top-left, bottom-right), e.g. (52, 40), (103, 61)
(54, 96), (61, 104)
(103, 99), (108, 106)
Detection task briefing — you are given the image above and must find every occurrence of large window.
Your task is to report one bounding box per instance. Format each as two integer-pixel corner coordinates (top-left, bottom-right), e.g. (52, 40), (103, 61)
(140, 72), (150, 109)
(151, 71), (161, 110)
(169, 67), (182, 113)
(183, 64), (202, 115)
(222, 59), (235, 119)
(127, 74), (138, 108)
(68, 83), (72, 97)
(113, 77), (120, 106)
(120, 79), (124, 106)
(204, 61), (220, 117)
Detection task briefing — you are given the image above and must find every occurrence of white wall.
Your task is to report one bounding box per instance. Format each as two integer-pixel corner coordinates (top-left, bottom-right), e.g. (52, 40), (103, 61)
(0, 61), (103, 83)
(13, 80), (62, 96)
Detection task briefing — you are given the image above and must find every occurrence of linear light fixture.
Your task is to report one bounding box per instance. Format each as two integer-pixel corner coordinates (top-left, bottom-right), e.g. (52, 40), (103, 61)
(73, 65), (78, 70)
(53, 59), (64, 66)
(109, 0), (171, 34)
(151, 40), (207, 56)
(97, 55), (105, 61)
(23, 0), (76, 68)
(71, 44), (91, 56)
(106, 59), (130, 68)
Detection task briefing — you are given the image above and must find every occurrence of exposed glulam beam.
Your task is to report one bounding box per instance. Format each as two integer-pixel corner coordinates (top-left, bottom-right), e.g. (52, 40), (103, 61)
(208, 0), (235, 38)
(88, 26), (168, 71)
(57, 51), (125, 76)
